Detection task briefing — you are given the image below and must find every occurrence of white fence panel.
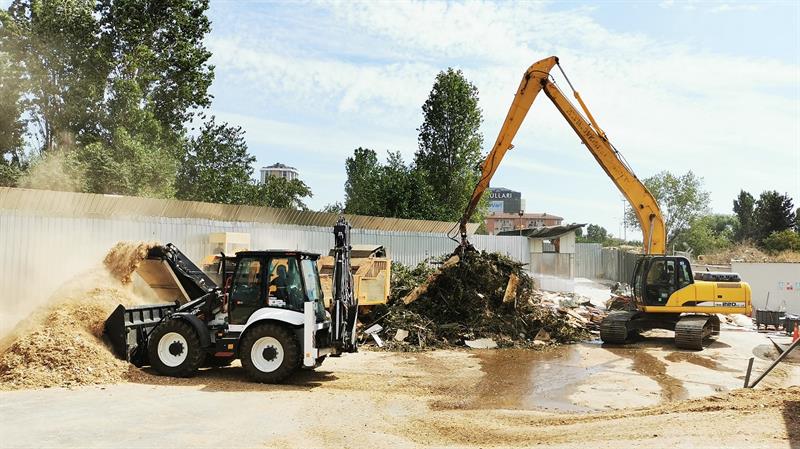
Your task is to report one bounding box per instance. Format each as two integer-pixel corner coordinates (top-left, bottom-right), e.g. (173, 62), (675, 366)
(0, 211), (529, 332)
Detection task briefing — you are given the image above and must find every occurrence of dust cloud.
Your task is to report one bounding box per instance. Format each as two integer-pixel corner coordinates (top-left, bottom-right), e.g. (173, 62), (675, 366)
(0, 241), (159, 390)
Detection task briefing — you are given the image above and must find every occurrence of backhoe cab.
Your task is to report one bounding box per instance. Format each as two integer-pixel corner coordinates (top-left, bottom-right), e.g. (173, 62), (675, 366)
(104, 218), (358, 383)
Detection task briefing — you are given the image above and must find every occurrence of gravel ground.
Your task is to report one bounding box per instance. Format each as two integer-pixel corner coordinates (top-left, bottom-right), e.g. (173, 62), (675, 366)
(0, 328), (797, 449)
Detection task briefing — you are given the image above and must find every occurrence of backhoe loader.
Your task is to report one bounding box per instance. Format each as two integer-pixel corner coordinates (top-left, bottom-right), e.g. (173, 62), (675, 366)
(455, 56), (751, 350)
(104, 218), (358, 383)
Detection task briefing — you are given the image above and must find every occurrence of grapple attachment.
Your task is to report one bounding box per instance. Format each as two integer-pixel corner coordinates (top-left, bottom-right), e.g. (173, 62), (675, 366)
(104, 303), (178, 366)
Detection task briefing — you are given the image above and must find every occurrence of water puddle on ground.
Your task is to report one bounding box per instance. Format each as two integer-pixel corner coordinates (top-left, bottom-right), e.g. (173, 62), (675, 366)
(471, 343), (692, 412)
(471, 344), (602, 413)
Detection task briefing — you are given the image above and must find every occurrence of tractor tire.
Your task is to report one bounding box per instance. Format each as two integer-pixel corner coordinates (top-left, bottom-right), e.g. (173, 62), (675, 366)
(147, 319), (204, 378)
(240, 324), (300, 383)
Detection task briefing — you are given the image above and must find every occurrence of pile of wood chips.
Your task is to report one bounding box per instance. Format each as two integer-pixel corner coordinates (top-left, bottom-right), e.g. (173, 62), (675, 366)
(0, 242), (156, 390)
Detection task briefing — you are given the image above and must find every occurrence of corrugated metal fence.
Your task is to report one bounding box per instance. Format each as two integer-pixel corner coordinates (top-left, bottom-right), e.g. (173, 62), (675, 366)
(0, 211), (528, 320)
(575, 243), (602, 278)
(573, 243), (639, 282)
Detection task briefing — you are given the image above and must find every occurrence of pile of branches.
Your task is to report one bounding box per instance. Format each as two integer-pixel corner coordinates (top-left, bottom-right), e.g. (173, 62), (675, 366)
(365, 251), (592, 351)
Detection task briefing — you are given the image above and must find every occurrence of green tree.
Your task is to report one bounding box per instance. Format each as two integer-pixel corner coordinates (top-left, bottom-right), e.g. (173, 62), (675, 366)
(415, 68), (484, 222)
(672, 214), (736, 255)
(175, 118), (254, 204)
(761, 229), (800, 253)
(1, 0), (108, 150)
(343, 148), (437, 220)
(246, 176), (312, 210)
(344, 147), (382, 216)
(625, 170), (710, 246)
(0, 0), (214, 196)
(586, 224), (608, 243)
(732, 190), (756, 242)
(754, 191), (796, 243)
(0, 51), (27, 186)
(98, 0), (213, 135)
(73, 128), (176, 198)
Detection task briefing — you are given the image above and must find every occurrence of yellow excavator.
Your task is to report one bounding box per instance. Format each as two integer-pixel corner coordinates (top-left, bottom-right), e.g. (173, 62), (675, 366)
(456, 56), (751, 350)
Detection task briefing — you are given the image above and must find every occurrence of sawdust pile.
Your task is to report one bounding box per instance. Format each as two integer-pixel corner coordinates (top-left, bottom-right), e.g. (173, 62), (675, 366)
(0, 241), (158, 390)
(370, 251), (596, 350)
(104, 241), (157, 284)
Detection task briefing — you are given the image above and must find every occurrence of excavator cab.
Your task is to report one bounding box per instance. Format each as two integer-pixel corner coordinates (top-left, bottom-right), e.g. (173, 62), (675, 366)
(633, 256), (694, 307)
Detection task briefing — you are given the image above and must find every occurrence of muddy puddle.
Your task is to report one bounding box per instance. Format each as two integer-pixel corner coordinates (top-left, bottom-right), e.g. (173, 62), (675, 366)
(471, 343), (696, 413)
(471, 344), (603, 413)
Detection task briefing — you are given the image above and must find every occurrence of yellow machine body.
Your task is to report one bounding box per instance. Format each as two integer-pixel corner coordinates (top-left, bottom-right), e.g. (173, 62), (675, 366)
(645, 280), (752, 315)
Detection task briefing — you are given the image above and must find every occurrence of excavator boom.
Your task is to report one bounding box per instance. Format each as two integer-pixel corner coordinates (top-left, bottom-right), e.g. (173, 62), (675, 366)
(459, 56), (666, 255)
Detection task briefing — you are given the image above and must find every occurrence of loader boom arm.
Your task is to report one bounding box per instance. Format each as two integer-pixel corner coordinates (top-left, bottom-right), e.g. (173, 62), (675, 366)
(459, 56), (666, 255)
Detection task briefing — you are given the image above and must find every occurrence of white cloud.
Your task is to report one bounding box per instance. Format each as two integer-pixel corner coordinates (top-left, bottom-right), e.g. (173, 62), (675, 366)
(208, 1), (799, 231)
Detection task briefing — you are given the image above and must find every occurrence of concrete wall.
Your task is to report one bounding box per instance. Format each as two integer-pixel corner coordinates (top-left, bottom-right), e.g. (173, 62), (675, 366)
(560, 232), (576, 254)
(731, 262), (800, 314)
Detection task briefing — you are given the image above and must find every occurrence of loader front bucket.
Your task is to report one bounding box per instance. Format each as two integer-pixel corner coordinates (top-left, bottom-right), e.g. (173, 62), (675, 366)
(104, 302), (178, 367)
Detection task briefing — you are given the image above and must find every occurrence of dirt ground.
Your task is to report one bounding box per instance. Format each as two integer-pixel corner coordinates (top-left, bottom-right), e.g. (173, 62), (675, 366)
(0, 327), (797, 449)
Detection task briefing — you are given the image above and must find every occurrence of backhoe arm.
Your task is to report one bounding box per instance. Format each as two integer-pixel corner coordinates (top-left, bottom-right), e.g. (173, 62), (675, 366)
(459, 56), (666, 255)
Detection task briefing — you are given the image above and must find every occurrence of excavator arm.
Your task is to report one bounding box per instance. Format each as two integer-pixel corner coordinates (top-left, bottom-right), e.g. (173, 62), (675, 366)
(459, 56), (666, 255)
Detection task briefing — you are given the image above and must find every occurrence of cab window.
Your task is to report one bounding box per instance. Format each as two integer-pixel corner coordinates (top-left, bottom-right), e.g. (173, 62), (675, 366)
(268, 257), (304, 310)
(230, 257), (263, 305)
(301, 258), (321, 302)
(677, 259), (693, 289)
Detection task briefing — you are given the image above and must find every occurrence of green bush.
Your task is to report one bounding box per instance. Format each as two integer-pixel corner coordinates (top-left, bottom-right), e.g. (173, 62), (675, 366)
(761, 229), (800, 253)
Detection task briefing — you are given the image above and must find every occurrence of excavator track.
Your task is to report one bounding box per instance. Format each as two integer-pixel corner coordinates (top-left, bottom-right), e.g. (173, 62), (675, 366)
(600, 311), (638, 344)
(674, 315), (720, 350)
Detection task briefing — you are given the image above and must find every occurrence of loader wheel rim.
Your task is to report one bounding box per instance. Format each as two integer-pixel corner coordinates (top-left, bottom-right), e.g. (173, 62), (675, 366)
(251, 336), (284, 373)
(157, 332), (188, 367)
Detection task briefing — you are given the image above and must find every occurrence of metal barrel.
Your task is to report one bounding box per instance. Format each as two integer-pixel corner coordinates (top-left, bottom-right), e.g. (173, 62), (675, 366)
(104, 302), (178, 366)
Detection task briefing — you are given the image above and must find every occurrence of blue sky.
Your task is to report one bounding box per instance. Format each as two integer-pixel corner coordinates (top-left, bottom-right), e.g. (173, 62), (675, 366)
(205, 0), (799, 238)
(3, 0), (796, 237)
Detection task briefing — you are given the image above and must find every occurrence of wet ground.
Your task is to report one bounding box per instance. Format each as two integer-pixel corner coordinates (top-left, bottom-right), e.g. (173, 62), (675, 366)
(470, 327), (799, 413)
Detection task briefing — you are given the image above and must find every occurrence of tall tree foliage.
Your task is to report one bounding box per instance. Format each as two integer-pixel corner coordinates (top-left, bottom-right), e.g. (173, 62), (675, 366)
(754, 191), (796, 242)
(0, 0), (214, 197)
(176, 118), (254, 204)
(673, 214), (736, 255)
(0, 51), (27, 185)
(1, 0), (108, 150)
(625, 171), (710, 246)
(343, 148), (434, 219)
(732, 190), (756, 242)
(246, 176), (313, 210)
(98, 0), (213, 136)
(344, 147), (382, 216)
(415, 68), (483, 222)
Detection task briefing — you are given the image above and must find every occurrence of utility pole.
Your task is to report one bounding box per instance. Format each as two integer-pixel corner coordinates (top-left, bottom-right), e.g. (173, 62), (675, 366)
(622, 196), (627, 242)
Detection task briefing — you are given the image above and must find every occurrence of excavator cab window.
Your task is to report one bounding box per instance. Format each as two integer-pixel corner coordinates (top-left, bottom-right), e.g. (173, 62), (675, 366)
(677, 258), (693, 289)
(632, 258), (646, 304)
(644, 258), (677, 306)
